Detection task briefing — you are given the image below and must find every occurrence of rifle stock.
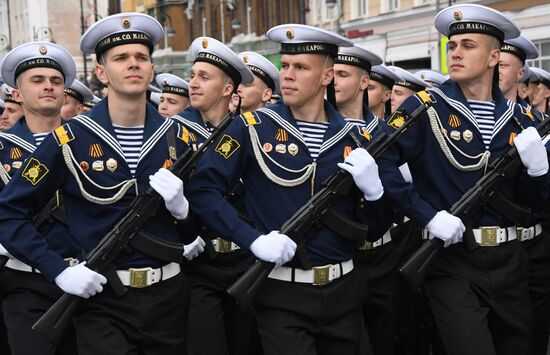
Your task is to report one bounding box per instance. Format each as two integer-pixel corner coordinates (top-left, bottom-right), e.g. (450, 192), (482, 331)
(33, 112), (237, 344)
(0, 256), (7, 268)
(227, 99), (434, 311)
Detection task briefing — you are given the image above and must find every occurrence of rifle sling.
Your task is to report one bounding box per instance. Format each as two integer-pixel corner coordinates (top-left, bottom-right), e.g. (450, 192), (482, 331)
(129, 230), (184, 263)
(322, 208), (369, 244)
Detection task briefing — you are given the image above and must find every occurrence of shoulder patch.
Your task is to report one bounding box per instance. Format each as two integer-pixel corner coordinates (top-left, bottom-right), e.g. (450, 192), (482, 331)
(387, 111), (406, 130)
(22, 157), (49, 185)
(241, 111), (261, 126)
(417, 90), (433, 104)
(215, 134), (240, 159)
(178, 125), (191, 144)
(53, 124), (75, 146)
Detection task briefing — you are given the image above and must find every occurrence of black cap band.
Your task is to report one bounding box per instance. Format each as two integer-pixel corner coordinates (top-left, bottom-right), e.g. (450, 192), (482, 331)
(3, 94), (20, 105)
(534, 78), (550, 89)
(15, 57), (65, 83)
(335, 54), (372, 73)
(395, 80), (425, 92)
(64, 88), (84, 103)
(424, 80), (441, 87)
(449, 22), (505, 44)
(194, 52), (242, 88)
(369, 71), (395, 89)
(501, 43), (527, 64)
(83, 100), (95, 108)
(248, 65), (276, 91)
(95, 31), (153, 59)
(280, 42), (339, 58)
(162, 85), (189, 98)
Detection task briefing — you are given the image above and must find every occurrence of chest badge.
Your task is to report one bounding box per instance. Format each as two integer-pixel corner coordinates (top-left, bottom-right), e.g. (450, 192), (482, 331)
(92, 160), (104, 172)
(450, 130), (461, 141)
(263, 143), (273, 153)
(106, 158), (118, 172)
(89, 143), (103, 158)
(288, 143), (299, 156)
(463, 130), (473, 143)
(10, 147), (22, 160)
(276, 128), (288, 142)
(448, 114), (461, 128)
(275, 144), (286, 154)
(80, 161), (90, 171)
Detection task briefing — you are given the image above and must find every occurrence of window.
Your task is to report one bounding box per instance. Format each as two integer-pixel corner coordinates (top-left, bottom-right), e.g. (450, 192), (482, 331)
(381, 0), (399, 13)
(321, 0), (342, 24)
(351, 0), (368, 19)
(527, 41), (550, 71)
(414, 0), (434, 6)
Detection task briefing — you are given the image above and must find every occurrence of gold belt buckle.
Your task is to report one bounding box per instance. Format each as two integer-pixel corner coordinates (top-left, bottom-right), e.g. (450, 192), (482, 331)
(129, 267), (151, 288)
(480, 227), (499, 246)
(216, 238), (232, 253)
(516, 227), (524, 241)
(359, 241), (374, 251)
(313, 265), (332, 285)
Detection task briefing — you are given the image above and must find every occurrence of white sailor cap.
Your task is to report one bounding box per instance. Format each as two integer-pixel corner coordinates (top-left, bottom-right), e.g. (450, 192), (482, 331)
(389, 66), (431, 92)
(83, 95), (101, 108)
(155, 73), (189, 98)
(0, 98), (4, 109)
(148, 84), (161, 93)
(238, 51), (279, 92)
(0, 41), (76, 88)
(266, 24), (353, 58)
(149, 91), (161, 106)
(501, 35), (539, 64)
(65, 79), (94, 104)
(435, 4), (520, 44)
(530, 67), (550, 88)
(415, 69), (447, 87)
(190, 37), (254, 87)
(80, 12), (163, 58)
(520, 63), (530, 83)
(370, 65), (400, 89)
(335, 44), (383, 73)
(1, 83), (19, 104)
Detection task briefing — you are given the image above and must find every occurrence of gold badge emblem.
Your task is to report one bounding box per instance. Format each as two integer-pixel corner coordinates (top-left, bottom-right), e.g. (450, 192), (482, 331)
(89, 143), (103, 158)
(387, 112), (405, 130)
(80, 161), (89, 171)
(10, 147), (22, 160)
(243, 55), (248, 64)
(263, 143), (273, 152)
(454, 10), (462, 21)
(463, 130), (473, 143)
(285, 28), (295, 40)
(288, 143), (299, 156)
(92, 160), (104, 172)
(448, 114), (461, 128)
(163, 159), (173, 169)
(215, 134), (240, 159)
(509, 132), (517, 147)
(106, 158), (118, 172)
(11, 161), (22, 169)
(420, 74), (425, 79)
(39, 46), (47, 55)
(202, 38), (208, 49)
(122, 18), (131, 29)
(2, 164), (10, 173)
(361, 127), (371, 141)
(343, 146), (353, 158)
(275, 144), (286, 154)
(276, 128), (288, 142)
(22, 158), (49, 185)
(525, 109), (534, 121)
(450, 130), (461, 141)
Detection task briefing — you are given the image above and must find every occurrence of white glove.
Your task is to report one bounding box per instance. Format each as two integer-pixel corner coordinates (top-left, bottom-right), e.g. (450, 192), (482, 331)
(183, 236), (206, 261)
(0, 243), (13, 259)
(250, 231), (297, 268)
(337, 148), (384, 201)
(514, 126), (549, 177)
(426, 210), (465, 248)
(149, 168), (189, 220)
(399, 163), (413, 183)
(54, 262), (107, 299)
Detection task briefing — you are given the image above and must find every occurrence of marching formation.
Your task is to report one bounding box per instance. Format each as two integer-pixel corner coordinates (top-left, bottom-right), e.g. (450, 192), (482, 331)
(0, 3), (549, 355)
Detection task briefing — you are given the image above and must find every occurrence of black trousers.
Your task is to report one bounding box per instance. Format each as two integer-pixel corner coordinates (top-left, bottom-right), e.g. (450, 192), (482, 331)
(73, 272), (189, 355)
(424, 241), (531, 355)
(0, 308), (10, 355)
(185, 250), (260, 355)
(254, 268), (366, 355)
(355, 242), (400, 355)
(0, 268), (77, 355)
(524, 232), (550, 355)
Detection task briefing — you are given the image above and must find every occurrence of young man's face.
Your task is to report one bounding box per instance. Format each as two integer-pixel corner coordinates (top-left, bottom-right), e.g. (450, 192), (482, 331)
(158, 93), (188, 117)
(14, 67), (65, 117)
(367, 80), (391, 110)
(447, 33), (500, 83)
(189, 61), (233, 112)
(532, 82), (550, 108)
(61, 94), (83, 119)
(517, 81), (529, 100)
(97, 43), (154, 97)
(498, 52), (523, 96)
(390, 85), (415, 113)
(334, 64), (368, 108)
(0, 102), (23, 131)
(237, 74), (271, 112)
(279, 53), (333, 108)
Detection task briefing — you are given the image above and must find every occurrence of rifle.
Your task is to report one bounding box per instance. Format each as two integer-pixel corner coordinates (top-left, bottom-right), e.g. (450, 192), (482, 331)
(399, 118), (550, 290)
(227, 97), (434, 312)
(32, 112), (237, 345)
